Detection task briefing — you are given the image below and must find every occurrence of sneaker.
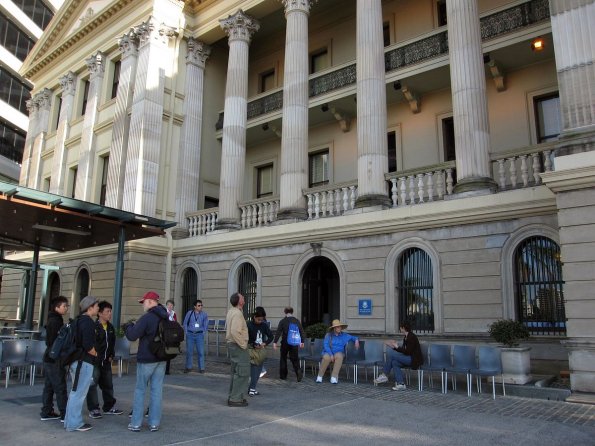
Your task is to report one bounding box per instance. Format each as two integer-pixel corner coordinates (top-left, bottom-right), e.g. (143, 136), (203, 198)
(149, 425), (159, 432)
(88, 409), (102, 419)
(373, 373), (389, 384)
(128, 408), (149, 418)
(296, 370), (303, 382)
(40, 411), (61, 421)
(184, 368), (191, 373)
(330, 377), (338, 384)
(76, 423), (93, 432)
(315, 376), (322, 383)
(199, 369), (205, 374)
(248, 389), (259, 396)
(259, 369), (267, 378)
(127, 424), (141, 432)
(392, 383), (407, 391)
(227, 399), (248, 407)
(104, 407), (123, 415)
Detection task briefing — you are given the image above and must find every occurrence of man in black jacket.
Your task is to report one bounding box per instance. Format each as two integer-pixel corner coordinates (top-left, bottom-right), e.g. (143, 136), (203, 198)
(40, 295), (69, 421)
(272, 307), (305, 381)
(86, 301), (123, 418)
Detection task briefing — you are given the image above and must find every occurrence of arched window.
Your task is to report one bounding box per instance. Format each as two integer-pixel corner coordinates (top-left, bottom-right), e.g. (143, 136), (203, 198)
(398, 248), (434, 333)
(48, 272), (61, 301)
(181, 268), (198, 316)
(238, 263), (257, 319)
(514, 236), (565, 335)
(75, 268), (89, 307)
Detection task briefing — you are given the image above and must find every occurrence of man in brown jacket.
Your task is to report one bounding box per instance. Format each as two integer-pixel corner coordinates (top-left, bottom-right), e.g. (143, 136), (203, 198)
(373, 321), (423, 390)
(225, 292), (249, 406)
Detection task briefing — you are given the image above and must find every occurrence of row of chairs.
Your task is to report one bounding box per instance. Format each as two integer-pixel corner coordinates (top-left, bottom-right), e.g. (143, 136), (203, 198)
(0, 339), (46, 388)
(207, 319), (226, 356)
(298, 339), (505, 399)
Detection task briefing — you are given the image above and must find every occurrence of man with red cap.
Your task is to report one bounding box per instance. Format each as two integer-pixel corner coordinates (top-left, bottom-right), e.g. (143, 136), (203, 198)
(124, 291), (169, 432)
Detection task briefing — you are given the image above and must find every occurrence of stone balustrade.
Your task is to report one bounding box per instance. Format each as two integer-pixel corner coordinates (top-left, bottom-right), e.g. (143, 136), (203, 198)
(305, 182), (358, 219)
(239, 197), (280, 229)
(187, 208), (219, 236)
(386, 164), (455, 207)
(491, 144), (555, 190)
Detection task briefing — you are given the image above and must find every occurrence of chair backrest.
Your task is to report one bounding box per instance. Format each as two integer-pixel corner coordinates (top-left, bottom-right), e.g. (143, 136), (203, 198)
(452, 345), (476, 370)
(311, 338), (324, 357)
(216, 319), (226, 331)
(1, 339), (30, 363)
(298, 339), (312, 357)
(477, 346), (502, 373)
(28, 340), (47, 363)
(363, 339), (384, 363)
(115, 337), (131, 359)
(420, 342), (429, 365)
(207, 319), (216, 330)
(429, 344), (451, 368)
(346, 340), (365, 361)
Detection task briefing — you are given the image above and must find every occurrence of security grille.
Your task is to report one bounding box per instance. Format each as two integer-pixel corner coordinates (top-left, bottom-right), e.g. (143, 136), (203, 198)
(181, 268), (197, 316)
(397, 248), (434, 333)
(238, 263), (257, 319)
(514, 236), (566, 335)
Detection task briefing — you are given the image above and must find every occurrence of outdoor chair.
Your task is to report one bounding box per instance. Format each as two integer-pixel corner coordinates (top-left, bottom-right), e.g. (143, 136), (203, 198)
(1, 339), (30, 387)
(215, 319), (226, 357)
(422, 343), (451, 393)
(448, 345), (477, 396)
(344, 340), (365, 384)
(471, 346), (505, 399)
(27, 339), (47, 385)
(206, 319), (216, 355)
(302, 338), (324, 376)
(359, 339), (385, 383)
(114, 337), (133, 377)
(298, 339), (312, 371)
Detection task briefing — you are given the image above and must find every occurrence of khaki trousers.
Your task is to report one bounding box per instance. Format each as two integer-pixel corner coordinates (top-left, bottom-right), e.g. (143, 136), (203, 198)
(318, 352), (344, 379)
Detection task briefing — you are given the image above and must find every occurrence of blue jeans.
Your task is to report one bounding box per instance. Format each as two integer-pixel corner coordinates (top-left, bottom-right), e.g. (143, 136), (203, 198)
(383, 350), (412, 384)
(64, 361), (94, 431)
(131, 362), (166, 428)
(185, 332), (205, 370)
(249, 363), (263, 390)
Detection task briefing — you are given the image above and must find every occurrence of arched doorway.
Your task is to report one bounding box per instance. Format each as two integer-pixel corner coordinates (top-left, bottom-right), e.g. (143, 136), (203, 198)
(181, 268), (198, 316)
(48, 272), (61, 301)
(238, 263), (257, 319)
(74, 267), (90, 310)
(301, 257), (339, 327)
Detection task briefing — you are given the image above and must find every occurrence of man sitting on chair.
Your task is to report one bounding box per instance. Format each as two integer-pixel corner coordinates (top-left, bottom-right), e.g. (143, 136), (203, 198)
(373, 321), (423, 390)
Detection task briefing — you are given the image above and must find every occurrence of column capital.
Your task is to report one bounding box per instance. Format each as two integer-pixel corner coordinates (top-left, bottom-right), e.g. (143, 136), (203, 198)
(135, 18), (178, 47)
(219, 9), (260, 44)
(26, 98), (37, 114)
(33, 88), (53, 111)
(186, 37), (211, 68)
(281, 0), (316, 15)
(118, 29), (140, 58)
(85, 51), (106, 80)
(58, 71), (77, 96)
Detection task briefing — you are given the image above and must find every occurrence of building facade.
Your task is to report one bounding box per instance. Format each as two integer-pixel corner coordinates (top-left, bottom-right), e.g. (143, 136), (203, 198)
(2, 0), (594, 391)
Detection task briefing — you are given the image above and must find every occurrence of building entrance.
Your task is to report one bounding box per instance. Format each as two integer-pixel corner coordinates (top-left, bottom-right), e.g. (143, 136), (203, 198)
(301, 257), (339, 328)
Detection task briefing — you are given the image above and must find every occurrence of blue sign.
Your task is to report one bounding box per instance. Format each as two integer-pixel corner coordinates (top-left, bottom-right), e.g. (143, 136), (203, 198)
(358, 299), (372, 316)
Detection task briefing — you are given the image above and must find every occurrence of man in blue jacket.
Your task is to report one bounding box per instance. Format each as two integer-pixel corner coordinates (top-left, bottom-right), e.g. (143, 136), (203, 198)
(125, 291), (168, 432)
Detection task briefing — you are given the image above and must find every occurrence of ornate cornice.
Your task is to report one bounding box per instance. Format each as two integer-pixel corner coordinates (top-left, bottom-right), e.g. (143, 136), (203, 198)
(186, 37), (211, 68)
(85, 51), (106, 80)
(59, 71), (77, 96)
(219, 9), (260, 44)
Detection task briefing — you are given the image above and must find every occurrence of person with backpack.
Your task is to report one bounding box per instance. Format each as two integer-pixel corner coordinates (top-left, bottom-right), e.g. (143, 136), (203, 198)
(272, 307), (305, 382)
(86, 301), (123, 419)
(247, 306), (273, 396)
(124, 291), (169, 432)
(316, 319), (359, 384)
(182, 299), (208, 374)
(64, 295), (99, 432)
(40, 295), (69, 422)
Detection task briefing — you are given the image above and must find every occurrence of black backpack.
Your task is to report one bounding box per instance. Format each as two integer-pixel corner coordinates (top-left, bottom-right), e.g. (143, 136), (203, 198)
(149, 318), (185, 361)
(48, 318), (82, 366)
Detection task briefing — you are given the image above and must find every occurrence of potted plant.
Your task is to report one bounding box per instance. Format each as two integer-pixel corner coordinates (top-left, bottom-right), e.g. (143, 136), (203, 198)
(304, 322), (328, 341)
(488, 319), (532, 384)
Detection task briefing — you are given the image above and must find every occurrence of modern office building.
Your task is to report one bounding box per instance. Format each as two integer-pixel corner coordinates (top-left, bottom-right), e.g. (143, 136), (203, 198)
(0, 0), (62, 182)
(1, 0), (594, 391)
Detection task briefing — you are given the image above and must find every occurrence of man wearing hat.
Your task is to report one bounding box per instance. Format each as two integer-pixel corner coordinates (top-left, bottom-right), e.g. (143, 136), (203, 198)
(124, 291), (169, 432)
(64, 295), (99, 432)
(316, 319), (359, 384)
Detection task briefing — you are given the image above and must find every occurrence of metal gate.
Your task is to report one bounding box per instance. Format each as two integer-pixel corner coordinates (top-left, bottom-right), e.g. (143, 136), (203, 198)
(238, 263), (257, 319)
(181, 268), (198, 316)
(397, 248), (434, 333)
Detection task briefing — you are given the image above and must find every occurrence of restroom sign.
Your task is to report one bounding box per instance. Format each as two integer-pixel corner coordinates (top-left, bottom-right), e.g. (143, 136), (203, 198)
(358, 299), (372, 316)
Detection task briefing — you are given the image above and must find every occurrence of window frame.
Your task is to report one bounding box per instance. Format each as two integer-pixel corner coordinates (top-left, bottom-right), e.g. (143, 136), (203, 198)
(527, 86), (560, 145)
(309, 47), (329, 74)
(111, 59), (121, 100)
(80, 79), (90, 116)
(256, 163), (274, 198)
(258, 68), (275, 94)
(436, 112), (455, 163)
(308, 147), (331, 188)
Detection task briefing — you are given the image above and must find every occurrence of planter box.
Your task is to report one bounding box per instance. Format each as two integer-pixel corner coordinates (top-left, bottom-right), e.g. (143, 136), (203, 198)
(500, 347), (532, 384)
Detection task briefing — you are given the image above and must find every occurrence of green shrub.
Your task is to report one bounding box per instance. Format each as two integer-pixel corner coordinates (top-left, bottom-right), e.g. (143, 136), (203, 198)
(304, 322), (328, 340)
(488, 319), (530, 347)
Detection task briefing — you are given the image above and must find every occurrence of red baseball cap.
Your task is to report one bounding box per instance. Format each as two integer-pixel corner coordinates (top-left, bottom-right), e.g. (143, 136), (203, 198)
(139, 291), (160, 303)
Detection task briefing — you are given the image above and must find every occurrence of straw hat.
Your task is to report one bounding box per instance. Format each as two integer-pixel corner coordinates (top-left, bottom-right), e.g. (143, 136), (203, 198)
(329, 319), (348, 331)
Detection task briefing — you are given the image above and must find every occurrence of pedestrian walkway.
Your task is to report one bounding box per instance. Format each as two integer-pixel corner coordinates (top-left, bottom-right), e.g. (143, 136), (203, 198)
(1, 356), (593, 446)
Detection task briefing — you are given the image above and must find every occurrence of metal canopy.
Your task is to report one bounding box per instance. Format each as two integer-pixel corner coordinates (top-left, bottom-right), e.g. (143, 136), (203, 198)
(0, 181), (176, 254)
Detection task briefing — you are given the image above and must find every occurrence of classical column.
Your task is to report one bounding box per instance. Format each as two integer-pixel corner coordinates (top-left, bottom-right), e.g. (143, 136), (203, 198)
(173, 37), (211, 236)
(122, 19), (178, 216)
(446, 0), (496, 193)
(355, 0), (391, 208)
(277, 0), (313, 220)
(550, 0), (595, 153)
(28, 88), (52, 189)
(50, 71), (77, 195)
(19, 99), (38, 186)
(75, 51), (105, 201)
(216, 10), (260, 229)
(104, 30), (140, 209)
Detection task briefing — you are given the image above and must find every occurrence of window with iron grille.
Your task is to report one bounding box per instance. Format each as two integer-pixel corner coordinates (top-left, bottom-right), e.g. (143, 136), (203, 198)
(308, 149), (329, 187)
(181, 268), (198, 316)
(514, 236), (566, 335)
(397, 248), (434, 333)
(238, 263), (257, 319)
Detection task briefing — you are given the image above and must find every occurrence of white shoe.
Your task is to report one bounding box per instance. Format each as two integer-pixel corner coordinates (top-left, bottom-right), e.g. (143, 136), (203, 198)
(392, 383), (406, 391)
(330, 377), (338, 384)
(373, 374), (388, 384)
(315, 376), (322, 383)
